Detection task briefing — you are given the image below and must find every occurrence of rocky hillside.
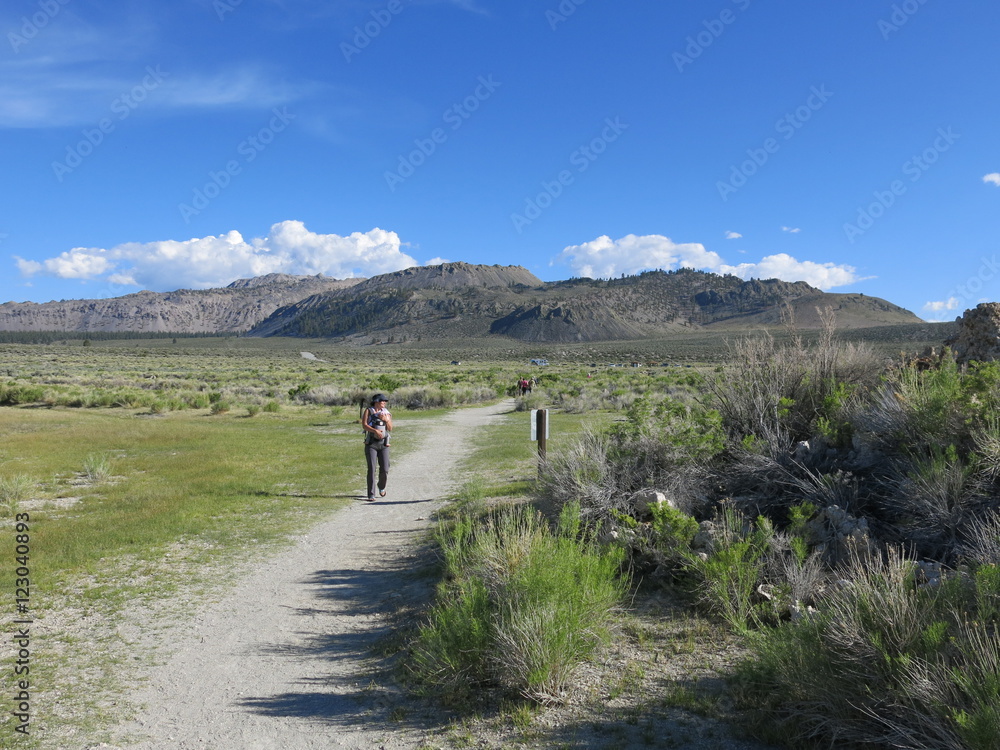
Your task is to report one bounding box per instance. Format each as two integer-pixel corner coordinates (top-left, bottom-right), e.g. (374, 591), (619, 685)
(0, 263), (921, 341)
(0, 274), (362, 333)
(248, 265), (921, 342)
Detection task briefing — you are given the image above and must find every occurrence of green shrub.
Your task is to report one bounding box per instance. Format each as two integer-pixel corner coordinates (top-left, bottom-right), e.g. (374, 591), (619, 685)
(411, 503), (627, 704)
(413, 575), (495, 694)
(649, 502), (699, 554)
(371, 373), (403, 393)
(0, 383), (47, 405)
(681, 508), (774, 632)
(186, 392), (211, 409)
(513, 394), (546, 412)
(210, 401), (231, 415)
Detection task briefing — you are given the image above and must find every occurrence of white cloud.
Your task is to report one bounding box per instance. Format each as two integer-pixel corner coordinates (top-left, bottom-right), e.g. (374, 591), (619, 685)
(555, 234), (725, 279)
(781, 226), (801, 233)
(725, 231), (742, 239)
(16, 249), (113, 279)
(425, 257), (451, 265)
(984, 173), (1000, 187)
(923, 297), (961, 313)
(718, 254), (865, 290)
(554, 234), (863, 290)
(17, 221), (419, 290)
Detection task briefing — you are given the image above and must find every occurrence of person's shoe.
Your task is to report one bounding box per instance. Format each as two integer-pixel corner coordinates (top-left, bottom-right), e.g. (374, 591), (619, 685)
(367, 495), (377, 502)
(379, 489), (387, 497)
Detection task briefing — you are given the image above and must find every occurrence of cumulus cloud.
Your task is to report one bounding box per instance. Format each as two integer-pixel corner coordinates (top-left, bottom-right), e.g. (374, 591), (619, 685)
(17, 221), (419, 291)
(984, 173), (1000, 187)
(718, 254), (864, 290)
(923, 297), (961, 313)
(555, 234), (725, 280)
(554, 234), (863, 291)
(16, 249), (113, 279)
(725, 231), (742, 239)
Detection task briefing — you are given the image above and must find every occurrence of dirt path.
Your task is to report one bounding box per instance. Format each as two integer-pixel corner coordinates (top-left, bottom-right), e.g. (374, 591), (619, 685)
(107, 399), (513, 750)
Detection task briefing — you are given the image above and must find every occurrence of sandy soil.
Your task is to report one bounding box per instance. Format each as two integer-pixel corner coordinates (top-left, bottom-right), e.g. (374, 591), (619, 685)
(98, 399), (511, 750)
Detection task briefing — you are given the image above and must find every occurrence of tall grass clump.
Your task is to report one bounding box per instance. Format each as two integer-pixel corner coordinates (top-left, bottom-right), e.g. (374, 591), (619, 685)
(0, 474), (35, 515)
(82, 453), (112, 483)
(411, 502), (627, 704)
(706, 317), (882, 448)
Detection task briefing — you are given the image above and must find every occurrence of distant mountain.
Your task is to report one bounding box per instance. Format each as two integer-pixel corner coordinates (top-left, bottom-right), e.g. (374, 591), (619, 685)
(246, 264), (921, 342)
(0, 274), (362, 334)
(0, 263), (921, 341)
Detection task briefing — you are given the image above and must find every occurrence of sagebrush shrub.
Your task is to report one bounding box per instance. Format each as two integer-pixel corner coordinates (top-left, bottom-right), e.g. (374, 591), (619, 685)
(735, 547), (1000, 750)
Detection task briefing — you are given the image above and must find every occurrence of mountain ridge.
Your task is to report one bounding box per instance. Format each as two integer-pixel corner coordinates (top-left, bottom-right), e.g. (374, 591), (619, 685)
(0, 263), (921, 342)
(0, 274), (362, 334)
(244, 264), (920, 342)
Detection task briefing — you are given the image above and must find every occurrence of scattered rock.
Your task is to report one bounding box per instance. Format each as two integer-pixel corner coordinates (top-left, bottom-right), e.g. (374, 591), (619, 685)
(945, 302), (1000, 364)
(631, 489), (672, 516)
(692, 520), (718, 553)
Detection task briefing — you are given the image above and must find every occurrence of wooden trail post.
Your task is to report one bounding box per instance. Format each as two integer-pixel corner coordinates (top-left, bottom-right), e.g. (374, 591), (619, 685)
(531, 408), (549, 476)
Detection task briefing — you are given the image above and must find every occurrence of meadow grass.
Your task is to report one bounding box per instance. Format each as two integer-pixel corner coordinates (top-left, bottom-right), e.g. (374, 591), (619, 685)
(0, 407), (363, 583)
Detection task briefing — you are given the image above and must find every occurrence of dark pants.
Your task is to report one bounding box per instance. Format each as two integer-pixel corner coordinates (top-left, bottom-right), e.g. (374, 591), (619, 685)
(365, 444), (390, 498)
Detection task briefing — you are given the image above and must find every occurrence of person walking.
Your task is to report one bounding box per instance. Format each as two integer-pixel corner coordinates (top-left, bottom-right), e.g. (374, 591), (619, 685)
(362, 393), (392, 501)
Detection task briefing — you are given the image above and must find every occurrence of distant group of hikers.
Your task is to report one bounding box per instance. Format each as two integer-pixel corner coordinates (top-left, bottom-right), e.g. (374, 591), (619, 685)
(516, 377), (535, 396)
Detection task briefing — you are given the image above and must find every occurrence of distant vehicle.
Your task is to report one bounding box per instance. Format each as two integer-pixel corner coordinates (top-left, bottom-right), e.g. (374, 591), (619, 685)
(529, 358), (549, 366)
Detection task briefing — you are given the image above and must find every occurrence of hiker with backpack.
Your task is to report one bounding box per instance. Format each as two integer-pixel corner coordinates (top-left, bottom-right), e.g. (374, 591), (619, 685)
(362, 393), (392, 501)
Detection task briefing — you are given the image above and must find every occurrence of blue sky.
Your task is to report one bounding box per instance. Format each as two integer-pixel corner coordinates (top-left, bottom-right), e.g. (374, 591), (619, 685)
(2, 0), (997, 322)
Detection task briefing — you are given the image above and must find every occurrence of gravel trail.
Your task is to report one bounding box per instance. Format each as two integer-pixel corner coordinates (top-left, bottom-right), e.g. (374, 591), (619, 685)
(108, 399), (513, 750)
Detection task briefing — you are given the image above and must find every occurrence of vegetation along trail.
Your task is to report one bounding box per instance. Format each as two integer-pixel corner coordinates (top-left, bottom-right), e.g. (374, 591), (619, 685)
(111, 399), (513, 750)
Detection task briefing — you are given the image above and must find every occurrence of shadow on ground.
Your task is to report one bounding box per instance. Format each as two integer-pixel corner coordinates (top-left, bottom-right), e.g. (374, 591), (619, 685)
(236, 552), (781, 749)
(237, 550), (449, 732)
